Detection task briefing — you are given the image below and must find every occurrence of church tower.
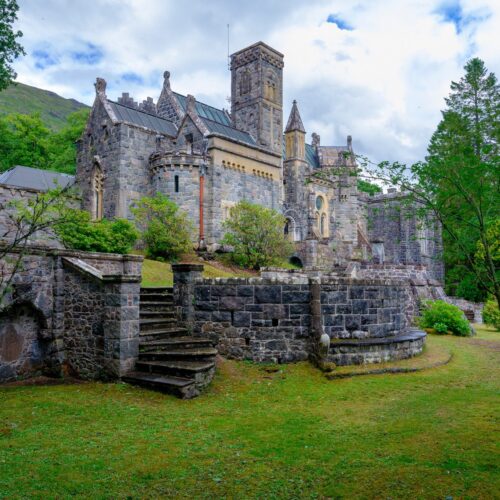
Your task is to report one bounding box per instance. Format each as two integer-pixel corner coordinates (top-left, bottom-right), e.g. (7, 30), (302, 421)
(230, 42), (284, 155)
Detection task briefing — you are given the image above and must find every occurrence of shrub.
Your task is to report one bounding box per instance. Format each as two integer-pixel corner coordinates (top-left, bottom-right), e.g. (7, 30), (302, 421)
(222, 200), (294, 270)
(131, 193), (193, 261)
(418, 300), (472, 337)
(55, 209), (138, 254)
(482, 299), (500, 331)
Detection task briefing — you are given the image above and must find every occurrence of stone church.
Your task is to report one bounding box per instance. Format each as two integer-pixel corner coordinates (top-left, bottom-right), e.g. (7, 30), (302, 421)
(77, 41), (443, 281)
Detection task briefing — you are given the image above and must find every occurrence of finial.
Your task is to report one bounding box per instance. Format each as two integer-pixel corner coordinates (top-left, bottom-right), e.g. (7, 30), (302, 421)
(347, 135), (352, 149)
(163, 70), (171, 89)
(95, 77), (107, 95)
(186, 94), (196, 114)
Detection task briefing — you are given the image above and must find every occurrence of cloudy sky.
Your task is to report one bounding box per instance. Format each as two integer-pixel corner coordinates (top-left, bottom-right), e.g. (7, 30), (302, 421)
(13, 0), (499, 163)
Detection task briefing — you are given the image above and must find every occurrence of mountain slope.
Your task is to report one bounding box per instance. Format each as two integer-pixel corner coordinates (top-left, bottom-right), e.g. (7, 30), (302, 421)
(0, 82), (89, 131)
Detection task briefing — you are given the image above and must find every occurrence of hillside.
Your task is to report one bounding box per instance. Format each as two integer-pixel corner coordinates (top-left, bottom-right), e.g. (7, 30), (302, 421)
(0, 82), (89, 131)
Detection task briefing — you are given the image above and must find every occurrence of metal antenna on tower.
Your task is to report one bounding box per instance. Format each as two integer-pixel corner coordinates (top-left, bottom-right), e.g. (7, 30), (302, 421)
(227, 24), (230, 70)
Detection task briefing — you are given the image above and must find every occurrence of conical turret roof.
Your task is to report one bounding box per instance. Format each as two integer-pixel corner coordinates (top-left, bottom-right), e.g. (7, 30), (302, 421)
(285, 100), (306, 133)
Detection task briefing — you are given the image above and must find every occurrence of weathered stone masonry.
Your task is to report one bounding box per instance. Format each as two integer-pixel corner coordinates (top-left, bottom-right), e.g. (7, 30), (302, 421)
(173, 266), (426, 366)
(0, 246), (142, 382)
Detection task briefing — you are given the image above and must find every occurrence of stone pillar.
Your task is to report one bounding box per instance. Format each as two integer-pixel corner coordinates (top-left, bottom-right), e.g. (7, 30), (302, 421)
(102, 279), (141, 378)
(308, 276), (325, 366)
(172, 264), (204, 332)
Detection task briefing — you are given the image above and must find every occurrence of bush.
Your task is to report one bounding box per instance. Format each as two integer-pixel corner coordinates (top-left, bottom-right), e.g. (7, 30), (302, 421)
(222, 201), (294, 270)
(482, 299), (500, 331)
(418, 300), (472, 337)
(55, 209), (138, 254)
(131, 193), (193, 261)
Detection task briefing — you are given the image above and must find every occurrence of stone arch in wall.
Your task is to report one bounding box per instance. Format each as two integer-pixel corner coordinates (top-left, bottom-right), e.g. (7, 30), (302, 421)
(283, 209), (302, 242)
(315, 194), (329, 238)
(0, 302), (50, 382)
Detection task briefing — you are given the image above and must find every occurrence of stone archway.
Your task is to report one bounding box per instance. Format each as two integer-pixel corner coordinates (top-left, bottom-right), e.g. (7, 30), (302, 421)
(0, 303), (48, 382)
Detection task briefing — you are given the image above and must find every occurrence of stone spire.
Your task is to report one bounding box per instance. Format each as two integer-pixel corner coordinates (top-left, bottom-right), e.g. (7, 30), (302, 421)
(285, 100), (306, 133)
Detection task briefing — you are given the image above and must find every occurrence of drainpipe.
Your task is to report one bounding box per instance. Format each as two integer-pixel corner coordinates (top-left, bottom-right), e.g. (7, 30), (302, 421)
(199, 164), (205, 249)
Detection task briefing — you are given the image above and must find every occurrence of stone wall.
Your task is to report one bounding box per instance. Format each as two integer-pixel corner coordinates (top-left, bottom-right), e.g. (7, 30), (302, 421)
(0, 246), (142, 382)
(177, 268), (423, 366)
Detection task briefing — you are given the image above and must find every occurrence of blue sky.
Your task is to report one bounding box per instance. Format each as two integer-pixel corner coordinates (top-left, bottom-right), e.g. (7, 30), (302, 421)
(13, 0), (499, 164)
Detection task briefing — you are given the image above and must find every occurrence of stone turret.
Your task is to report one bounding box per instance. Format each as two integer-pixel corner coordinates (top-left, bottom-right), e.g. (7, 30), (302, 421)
(285, 100), (306, 161)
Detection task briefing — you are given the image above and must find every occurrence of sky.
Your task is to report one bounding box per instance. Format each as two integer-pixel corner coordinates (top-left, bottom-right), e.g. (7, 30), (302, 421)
(13, 0), (500, 164)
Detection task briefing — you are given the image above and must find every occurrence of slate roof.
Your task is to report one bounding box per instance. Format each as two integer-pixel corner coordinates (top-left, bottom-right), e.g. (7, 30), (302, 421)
(201, 117), (256, 146)
(0, 165), (75, 191)
(173, 92), (231, 126)
(108, 100), (178, 136)
(305, 144), (320, 169)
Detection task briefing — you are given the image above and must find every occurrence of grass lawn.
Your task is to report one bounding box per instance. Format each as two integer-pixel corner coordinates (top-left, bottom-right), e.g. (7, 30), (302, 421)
(0, 326), (498, 498)
(140, 257), (254, 287)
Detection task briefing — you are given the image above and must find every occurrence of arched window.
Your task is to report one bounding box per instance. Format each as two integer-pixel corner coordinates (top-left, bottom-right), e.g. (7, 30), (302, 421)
(92, 164), (104, 220)
(314, 195), (329, 238)
(240, 69), (251, 95)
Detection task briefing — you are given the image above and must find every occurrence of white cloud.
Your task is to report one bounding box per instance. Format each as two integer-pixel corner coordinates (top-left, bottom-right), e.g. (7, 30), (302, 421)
(12, 0), (499, 163)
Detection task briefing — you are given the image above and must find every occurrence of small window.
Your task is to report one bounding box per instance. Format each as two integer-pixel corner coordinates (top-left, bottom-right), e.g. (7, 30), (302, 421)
(316, 196), (324, 210)
(174, 175), (179, 193)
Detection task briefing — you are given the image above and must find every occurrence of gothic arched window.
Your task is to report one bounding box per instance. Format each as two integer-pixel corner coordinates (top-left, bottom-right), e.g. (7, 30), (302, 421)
(320, 213), (327, 237)
(92, 164), (104, 220)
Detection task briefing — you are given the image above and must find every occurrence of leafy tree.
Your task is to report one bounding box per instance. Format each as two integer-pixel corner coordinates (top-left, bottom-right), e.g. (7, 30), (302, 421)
(47, 108), (90, 174)
(55, 209), (138, 254)
(357, 179), (382, 196)
(222, 200), (294, 270)
(131, 193), (193, 261)
(0, 0), (25, 91)
(3, 112), (51, 169)
(0, 185), (74, 305)
(354, 58), (500, 308)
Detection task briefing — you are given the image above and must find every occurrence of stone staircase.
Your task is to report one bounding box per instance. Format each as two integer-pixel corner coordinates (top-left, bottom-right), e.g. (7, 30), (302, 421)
(122, 286), (217, 399)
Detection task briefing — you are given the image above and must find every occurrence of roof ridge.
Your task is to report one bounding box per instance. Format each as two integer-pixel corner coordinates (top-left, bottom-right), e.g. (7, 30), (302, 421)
(172, 91), (227, 114)
(107, 99), (174, 122)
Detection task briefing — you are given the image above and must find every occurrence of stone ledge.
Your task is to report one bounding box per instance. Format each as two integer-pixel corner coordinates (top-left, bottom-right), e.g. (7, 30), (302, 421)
(330, 329), (426, 347)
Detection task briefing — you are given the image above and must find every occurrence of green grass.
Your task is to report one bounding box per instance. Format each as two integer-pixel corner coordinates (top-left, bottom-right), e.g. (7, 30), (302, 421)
(141, 257), (252, 287)
(0, 82), (88, 131)
(0, 326), (498, 498)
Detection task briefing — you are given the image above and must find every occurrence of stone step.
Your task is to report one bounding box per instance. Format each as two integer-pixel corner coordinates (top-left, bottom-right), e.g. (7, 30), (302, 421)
(136, 360), (215, 378)
(140, 293), (174, 302)
(139, 327), (189, 342)
(139, 347), (218, 361)
(140, 318), (177, 330)
(121, 371), (197, 399)
(140, 287), (173, 293)
(140, 336), (214, 351)
(140, 310), (176, 318)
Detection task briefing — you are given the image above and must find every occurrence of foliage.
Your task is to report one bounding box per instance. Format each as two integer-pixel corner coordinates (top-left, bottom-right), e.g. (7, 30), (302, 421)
(222, 200), (294, 270)
(131, 193), (193, 261)
(0, 109), (89, 173)
(0, 82), (88, 131)
(482, 298), (500, 331)
(357, 179), (382, 195)
(55, 209), (138, 254)
(0, 0), (25, 91)
(353, 58), (500, 308)
(0, 327), (499, 498)
(418, 300), (472, 336)
(0, 186), (75, 304)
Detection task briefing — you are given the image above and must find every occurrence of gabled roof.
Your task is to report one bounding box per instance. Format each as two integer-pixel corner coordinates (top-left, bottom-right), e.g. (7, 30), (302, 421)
(285, 100), (306, 133)
(173, 92), (231, 126)
(107, 100), (178, 136)
(201, 117), (256, 146)
(0, 165), (75, 191)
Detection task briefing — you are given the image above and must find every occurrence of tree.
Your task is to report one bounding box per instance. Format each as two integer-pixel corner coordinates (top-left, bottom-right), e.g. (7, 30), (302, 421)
(54, 209), (138, 254)
(355, 57), (500, 307)
(0, 185), (74, 305)
(131, 193), (193, 261)
(222, 200), (294, 270)
(0, 0), (25, 91)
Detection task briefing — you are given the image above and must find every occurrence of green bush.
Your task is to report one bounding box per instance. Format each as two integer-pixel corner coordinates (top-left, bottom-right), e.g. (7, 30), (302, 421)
(482, 299), (500, 331)
(222, 200), (294, 270)
(131, 193), (193, 261)
(55, 209), (138, 254)
(418, 300), (472, 337)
